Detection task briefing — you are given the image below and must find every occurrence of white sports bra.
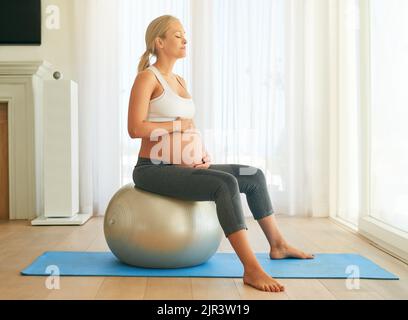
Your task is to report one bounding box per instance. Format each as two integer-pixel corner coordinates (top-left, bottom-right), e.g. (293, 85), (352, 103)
(145, 65), (195, 122)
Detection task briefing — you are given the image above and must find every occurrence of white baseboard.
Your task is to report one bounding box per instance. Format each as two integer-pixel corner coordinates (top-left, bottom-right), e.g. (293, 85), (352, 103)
(31, 213), (92, 226)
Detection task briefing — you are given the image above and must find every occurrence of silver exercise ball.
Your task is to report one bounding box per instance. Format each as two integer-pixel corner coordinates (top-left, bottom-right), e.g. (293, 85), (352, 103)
(104, 183), (223, 268)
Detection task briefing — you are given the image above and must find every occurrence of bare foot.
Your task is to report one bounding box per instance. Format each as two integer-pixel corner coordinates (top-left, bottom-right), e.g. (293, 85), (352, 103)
(243, 267), (285, 292)
(270, 242), (315, 259)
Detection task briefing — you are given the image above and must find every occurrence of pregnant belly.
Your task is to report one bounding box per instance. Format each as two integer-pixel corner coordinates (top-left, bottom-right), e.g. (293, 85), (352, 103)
(150, 130), (204, 167)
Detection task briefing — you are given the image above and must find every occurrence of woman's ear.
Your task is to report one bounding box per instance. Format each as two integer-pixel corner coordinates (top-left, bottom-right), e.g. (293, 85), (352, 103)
(155, 37), (164, 49)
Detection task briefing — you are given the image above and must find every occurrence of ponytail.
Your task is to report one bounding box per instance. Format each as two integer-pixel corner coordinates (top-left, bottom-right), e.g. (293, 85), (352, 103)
(137, 50), (151, 73)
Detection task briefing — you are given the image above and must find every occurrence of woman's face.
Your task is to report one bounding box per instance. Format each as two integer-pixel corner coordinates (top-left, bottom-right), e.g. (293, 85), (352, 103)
(157, 21), (188, 59)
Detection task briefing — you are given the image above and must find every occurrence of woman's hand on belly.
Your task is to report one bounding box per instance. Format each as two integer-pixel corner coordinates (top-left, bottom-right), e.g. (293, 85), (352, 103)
(173, 130), (204, 167)
(149, 130), (205, 167)
(192, 151), (212, 169)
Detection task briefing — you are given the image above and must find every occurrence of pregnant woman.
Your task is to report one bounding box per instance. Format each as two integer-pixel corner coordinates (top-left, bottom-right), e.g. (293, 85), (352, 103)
(128, 15), (314, 293)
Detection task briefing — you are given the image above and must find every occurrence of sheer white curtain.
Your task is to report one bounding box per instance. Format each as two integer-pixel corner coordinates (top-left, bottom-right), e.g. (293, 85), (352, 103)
(191, 0), (331, 217)
(72, 0), (334, 218)
(73, 0), (121, 216)
(329, 0), (361, 227)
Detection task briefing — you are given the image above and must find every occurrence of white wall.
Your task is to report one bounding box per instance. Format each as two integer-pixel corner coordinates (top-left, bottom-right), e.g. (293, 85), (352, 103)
(0, 0), (76, 81)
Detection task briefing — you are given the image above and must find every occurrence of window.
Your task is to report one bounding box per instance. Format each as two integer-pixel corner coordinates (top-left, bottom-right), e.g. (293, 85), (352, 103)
(369, 0), (408, 232)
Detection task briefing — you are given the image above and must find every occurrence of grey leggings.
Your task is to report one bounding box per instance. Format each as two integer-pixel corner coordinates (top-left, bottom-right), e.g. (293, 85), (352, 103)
(132, 157), (274, 237)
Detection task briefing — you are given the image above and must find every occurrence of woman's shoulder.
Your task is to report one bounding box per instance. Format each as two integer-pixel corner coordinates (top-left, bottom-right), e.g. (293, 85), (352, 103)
(138, 67), (155, 77)
(132, 69), (157, 92)
(136, 68), (157, 83)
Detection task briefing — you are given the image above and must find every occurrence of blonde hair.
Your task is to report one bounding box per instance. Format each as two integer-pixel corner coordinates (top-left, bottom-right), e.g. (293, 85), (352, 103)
(137, 15), (180, 73)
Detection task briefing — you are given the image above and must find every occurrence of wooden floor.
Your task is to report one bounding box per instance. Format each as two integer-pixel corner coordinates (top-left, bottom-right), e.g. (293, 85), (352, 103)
(0, 215), (407, 300)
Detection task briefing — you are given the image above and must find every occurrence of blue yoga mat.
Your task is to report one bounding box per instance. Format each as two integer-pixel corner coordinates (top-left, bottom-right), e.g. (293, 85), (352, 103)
(21, 251), (399, 280)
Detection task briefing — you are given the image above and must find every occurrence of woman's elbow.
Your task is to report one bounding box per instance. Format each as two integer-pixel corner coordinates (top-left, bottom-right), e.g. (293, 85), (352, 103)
(128, 127), (139, 139)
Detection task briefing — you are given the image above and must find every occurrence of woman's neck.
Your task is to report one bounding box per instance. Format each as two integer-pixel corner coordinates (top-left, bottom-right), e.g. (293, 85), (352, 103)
(152, 62), (175, 77)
